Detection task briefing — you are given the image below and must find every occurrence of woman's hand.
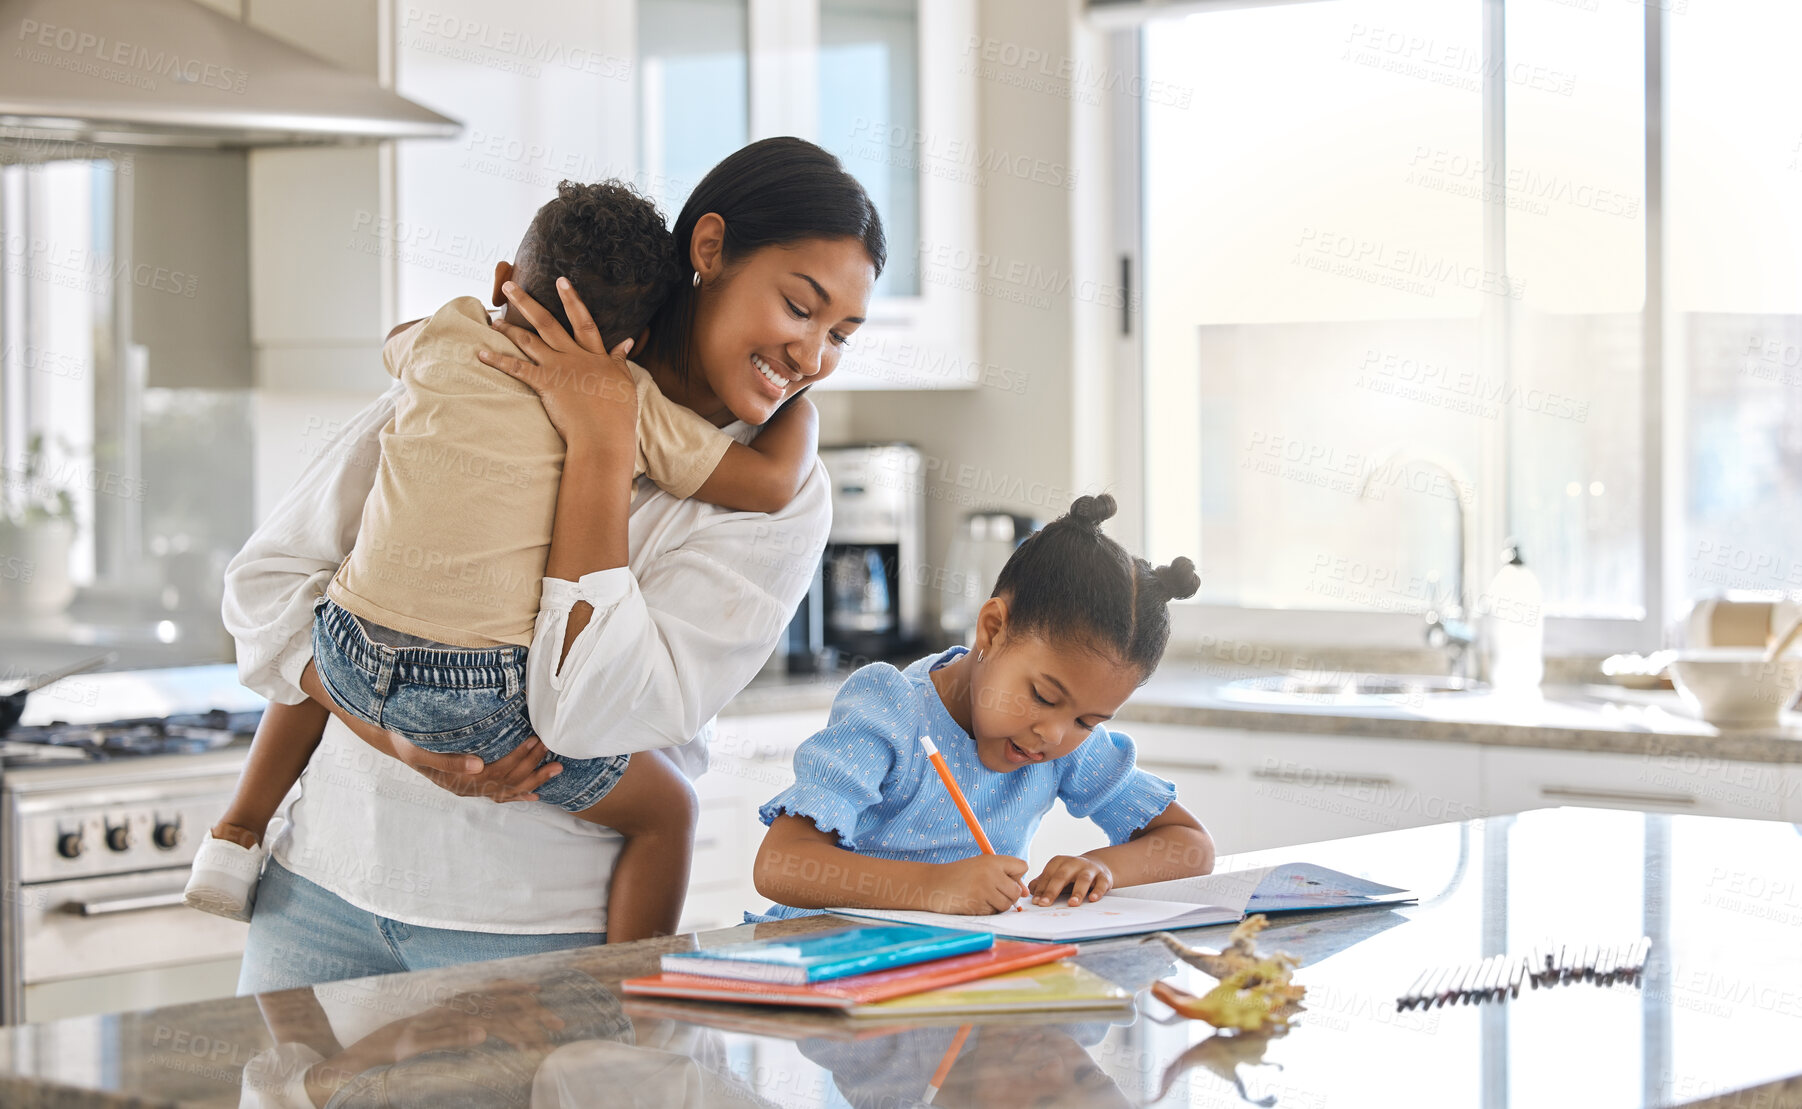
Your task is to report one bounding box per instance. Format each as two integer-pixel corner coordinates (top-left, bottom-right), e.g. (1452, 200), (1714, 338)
(478, 278), (640, 451)
(299, 660), (562, 804)
(1028, 854), (1115, 907)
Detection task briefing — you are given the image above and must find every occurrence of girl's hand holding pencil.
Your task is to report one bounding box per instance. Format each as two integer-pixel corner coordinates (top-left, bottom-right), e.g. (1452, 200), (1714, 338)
(918, 735), (1030, 914)
(936, 854), (1032, 915)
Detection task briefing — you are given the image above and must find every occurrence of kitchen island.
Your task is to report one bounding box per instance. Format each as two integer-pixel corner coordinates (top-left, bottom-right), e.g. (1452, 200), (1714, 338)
(1, 806), (1797, 1108)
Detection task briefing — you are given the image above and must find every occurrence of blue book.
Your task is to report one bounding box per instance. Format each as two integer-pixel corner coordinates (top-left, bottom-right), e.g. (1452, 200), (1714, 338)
(661, 924), (995, 985)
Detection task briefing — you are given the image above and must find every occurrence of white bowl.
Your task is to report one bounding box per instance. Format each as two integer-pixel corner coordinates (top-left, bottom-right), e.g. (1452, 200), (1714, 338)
(1666, 649), (1802, 727)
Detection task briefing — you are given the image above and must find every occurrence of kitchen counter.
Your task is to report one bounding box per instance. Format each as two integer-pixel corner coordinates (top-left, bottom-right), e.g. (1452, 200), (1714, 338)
(732, 656), (1802, 764)
(2, 806), (1798, 1108)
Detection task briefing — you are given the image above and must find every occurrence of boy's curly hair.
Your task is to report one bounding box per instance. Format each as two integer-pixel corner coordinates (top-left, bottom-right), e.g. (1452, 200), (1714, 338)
(513, 180), (681, 343)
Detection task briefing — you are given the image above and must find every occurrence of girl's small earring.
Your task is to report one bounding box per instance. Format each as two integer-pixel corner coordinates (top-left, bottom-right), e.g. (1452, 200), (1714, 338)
(977, 649), (984, 662)
(692, 271), (701, 288)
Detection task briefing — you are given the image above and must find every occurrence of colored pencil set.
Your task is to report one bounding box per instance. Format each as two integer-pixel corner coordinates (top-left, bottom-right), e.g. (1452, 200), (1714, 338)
(1396, 937), (1652, 1009)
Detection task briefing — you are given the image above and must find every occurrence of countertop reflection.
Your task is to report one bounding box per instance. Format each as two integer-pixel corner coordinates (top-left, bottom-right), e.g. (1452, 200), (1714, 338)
(2, 807), (1798, 1108)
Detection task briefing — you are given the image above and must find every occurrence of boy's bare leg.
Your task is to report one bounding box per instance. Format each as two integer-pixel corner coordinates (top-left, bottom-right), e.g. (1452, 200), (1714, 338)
(570, 749), (697, 943)
(212, 699), (330, 848)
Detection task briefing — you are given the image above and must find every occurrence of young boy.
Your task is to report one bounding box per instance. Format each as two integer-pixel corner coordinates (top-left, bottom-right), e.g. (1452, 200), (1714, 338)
(186, 181), (818, 942)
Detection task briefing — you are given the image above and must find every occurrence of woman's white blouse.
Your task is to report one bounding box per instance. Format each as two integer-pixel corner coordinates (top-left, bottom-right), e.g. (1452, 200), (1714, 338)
(221, 383), (830, 933)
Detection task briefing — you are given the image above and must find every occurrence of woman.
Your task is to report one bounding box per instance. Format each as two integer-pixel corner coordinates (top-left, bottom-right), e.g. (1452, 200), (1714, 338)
(226, 137), (883, 993)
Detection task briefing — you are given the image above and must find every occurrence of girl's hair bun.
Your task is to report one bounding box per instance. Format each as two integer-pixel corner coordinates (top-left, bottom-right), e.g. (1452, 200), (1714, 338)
(1067, 493), (1117, 530)
(1151, 557), (1200, 601)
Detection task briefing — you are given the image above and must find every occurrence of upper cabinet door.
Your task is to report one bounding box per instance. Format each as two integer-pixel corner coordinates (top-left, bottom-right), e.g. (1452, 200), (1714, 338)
(807, 0), (980, 391)
(639, 0), (752, 221)
(393, 0), (975, 389)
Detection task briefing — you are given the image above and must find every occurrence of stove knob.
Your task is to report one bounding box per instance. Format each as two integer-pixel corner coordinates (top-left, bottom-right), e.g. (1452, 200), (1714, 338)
(152, 820), (182, 850)
(105, 823), (132, 852)
(56, 832), (84, 859)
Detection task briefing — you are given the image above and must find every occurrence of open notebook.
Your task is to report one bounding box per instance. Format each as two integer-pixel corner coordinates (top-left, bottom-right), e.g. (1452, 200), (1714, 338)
(827, 862), (1414, 942)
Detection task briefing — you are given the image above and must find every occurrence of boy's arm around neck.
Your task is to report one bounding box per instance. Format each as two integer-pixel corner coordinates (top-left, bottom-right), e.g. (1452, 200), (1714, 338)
(690, 394), (818, 515)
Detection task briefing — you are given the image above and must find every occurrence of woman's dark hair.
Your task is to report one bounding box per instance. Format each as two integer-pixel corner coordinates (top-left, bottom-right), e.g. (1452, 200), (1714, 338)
(990, 494), (1200, 680)
(642, 137), (887, 385)
(514, 180), (681, 341)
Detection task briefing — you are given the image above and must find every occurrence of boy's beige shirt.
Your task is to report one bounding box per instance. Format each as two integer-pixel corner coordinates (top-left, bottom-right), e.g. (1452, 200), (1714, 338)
(327, 296), (733, 648)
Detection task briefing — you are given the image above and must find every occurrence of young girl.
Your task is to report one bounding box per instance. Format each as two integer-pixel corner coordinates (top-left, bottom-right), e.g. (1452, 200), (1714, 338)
(752, 494), (1213, 920)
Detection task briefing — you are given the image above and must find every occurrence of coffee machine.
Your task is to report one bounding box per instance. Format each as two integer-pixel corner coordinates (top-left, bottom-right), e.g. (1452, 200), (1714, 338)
(805, 443), (924, 666)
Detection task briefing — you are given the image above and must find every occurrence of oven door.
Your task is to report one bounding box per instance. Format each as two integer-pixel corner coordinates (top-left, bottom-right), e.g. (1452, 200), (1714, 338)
(18, 869), (247, 1024)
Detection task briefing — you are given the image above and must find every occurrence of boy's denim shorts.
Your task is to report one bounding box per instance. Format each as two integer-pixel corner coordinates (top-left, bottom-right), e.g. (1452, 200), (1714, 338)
(310, 597), (628, 813)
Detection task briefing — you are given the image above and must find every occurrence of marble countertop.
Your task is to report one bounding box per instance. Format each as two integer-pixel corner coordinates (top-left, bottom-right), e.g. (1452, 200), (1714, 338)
(730, 657), (1802, 764)
(3, 806), (1798, 1108)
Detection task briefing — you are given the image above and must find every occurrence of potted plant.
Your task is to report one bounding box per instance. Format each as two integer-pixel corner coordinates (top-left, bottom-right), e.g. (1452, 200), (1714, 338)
(0, 433), (78, 614)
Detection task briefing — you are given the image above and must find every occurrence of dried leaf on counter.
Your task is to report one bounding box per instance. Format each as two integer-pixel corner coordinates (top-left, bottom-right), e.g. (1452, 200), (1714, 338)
(1145, 915), (1306, 1033)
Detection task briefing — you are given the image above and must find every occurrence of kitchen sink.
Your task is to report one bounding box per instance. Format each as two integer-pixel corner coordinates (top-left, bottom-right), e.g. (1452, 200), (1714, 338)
(1220, 673), (1489, 705)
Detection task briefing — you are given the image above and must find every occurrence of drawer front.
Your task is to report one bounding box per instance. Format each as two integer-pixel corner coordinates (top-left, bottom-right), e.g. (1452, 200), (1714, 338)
(1483, 747), (1793, 821)
(1126, 721), (1481, 854)
(1240, 734), (1483, 851)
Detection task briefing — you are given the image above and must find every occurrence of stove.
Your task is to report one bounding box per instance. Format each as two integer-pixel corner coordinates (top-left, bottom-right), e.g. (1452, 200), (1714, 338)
(1, 708), (262, 1025)
(0, 709), (262, 768)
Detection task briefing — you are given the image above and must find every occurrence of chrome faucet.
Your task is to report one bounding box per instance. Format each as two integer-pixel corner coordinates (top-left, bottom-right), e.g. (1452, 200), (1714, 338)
(1357, 447), (1477, 679)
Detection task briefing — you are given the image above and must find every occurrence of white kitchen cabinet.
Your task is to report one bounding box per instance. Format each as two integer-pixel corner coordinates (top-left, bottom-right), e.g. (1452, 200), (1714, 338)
(1481, 746), (1796, 823)
(1034, 721), (1485, 870)
(387, 0), (977, 393)
(678, 707), (827, 932)
(1235, 733), (1483, 853)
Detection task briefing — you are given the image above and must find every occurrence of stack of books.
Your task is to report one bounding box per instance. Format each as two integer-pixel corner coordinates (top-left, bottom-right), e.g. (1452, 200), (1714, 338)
(621, 923), (1130, 1019)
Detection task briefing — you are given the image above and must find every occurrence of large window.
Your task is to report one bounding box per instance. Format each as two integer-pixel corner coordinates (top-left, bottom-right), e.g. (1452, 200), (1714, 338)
(1137, 0), (1775, 650)
(1668, 4), (1802, 602)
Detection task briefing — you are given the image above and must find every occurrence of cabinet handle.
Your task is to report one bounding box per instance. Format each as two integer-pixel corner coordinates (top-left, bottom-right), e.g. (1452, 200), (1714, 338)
(1144, 761), (1226, 774)
(1539, 785), (1697, 807)
(1251, 769), (1397, 788)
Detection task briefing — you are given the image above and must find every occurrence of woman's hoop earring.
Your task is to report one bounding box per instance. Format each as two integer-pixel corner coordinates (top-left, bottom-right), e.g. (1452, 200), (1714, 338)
(692, 271), (701, 288)
(977, 649), (984, 662)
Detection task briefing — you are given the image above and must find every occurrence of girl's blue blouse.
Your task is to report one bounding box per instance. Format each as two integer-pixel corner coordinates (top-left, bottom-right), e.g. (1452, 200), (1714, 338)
(750, 645), (1177, 921)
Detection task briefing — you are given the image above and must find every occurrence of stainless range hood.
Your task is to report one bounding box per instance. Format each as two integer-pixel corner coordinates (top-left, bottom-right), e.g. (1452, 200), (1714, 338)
(0, 0), (459, 150)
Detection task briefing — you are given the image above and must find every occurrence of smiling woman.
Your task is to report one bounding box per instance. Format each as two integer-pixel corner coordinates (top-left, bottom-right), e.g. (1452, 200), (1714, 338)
(639, 137), (889, 426)
(224, 138), (890, 993)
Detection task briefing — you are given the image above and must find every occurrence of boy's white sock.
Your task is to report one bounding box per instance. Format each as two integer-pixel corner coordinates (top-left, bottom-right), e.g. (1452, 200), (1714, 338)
(182, 833), (265, 923)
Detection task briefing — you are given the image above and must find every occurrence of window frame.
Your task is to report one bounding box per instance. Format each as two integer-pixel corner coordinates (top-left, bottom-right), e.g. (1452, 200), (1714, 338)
(742, 0), (981, 391)
(1105, 0), (1672, 658)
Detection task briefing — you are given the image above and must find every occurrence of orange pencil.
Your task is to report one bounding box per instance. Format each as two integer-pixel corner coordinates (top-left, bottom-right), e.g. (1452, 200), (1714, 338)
(922, 1024), (973, 1103)
(918, 734), (1024, 910)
